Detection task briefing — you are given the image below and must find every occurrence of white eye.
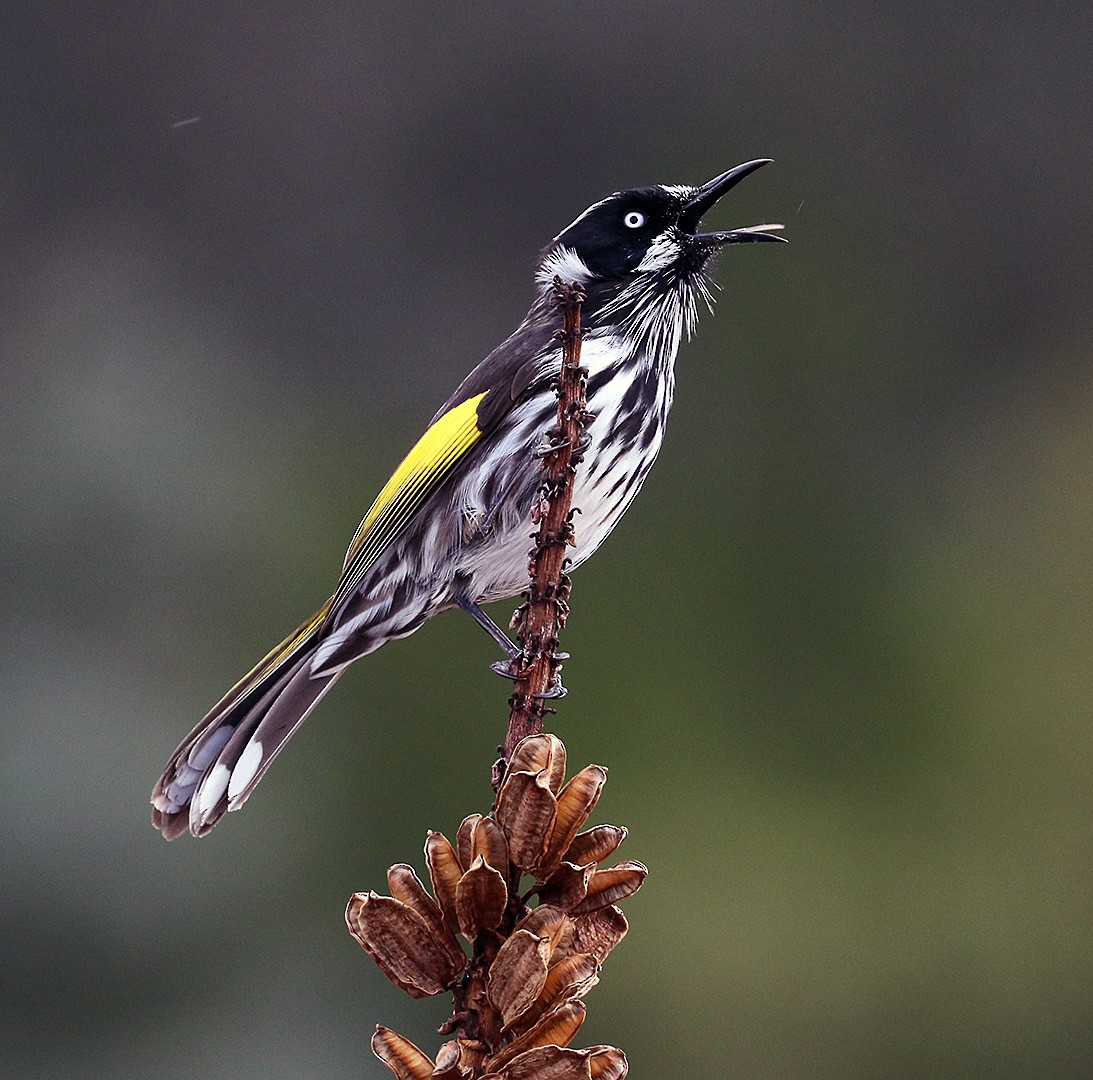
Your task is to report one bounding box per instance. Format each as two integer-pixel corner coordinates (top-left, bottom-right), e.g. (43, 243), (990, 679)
(623, 210), (646, 229)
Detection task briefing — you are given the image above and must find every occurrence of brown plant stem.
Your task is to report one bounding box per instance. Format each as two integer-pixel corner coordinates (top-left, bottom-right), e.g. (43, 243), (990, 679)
(499, 278), (589, 767)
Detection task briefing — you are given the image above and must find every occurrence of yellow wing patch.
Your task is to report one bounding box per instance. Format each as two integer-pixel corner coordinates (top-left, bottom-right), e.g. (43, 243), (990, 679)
(336, 392), (488, 603)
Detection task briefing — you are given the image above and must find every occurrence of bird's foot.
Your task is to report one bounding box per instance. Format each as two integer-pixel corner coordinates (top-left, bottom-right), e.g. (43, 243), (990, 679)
(532, 673), (568, 700)
(490, 655), (569, 697)
(490, 659), (522, 681)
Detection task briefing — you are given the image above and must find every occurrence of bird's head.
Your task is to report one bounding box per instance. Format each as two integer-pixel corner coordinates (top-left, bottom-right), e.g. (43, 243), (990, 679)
(536, 159), (784, 349)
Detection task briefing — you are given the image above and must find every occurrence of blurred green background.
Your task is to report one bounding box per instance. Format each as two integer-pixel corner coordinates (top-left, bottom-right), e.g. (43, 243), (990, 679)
(3, 3), (1092, 1078)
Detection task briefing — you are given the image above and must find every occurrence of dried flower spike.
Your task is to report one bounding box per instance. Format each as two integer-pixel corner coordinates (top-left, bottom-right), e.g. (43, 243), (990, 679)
(351, 734), (644, 1078)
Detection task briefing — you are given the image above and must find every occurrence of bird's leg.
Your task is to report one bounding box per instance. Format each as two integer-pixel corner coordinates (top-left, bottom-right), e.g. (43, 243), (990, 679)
(456, 597), (569, 688)
(458, 597), (520, 657)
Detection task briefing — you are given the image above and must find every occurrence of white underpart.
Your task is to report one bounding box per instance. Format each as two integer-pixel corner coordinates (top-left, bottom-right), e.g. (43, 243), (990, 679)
(451, 332), (666, 597)
(194, 763), (231, 823)
(227, 739), (265, 800)
(536, 246), (593, 287)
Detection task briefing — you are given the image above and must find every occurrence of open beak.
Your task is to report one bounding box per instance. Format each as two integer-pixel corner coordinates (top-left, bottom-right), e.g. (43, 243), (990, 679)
(680, 159), (787, 246)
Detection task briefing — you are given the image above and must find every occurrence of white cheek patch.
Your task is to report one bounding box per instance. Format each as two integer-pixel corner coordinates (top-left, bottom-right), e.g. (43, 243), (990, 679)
(637, 230), (682, 272)
(536, 246), (594, 287)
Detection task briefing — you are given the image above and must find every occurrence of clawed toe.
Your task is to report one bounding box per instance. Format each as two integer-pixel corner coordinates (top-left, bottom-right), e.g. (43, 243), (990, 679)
(532, 677), (568, 700)
(490, 659), (521, 681)
(489, 657), (568, 698)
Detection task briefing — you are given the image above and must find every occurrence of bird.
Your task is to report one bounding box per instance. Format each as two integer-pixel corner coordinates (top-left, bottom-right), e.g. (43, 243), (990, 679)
(152, 159), (785, 839)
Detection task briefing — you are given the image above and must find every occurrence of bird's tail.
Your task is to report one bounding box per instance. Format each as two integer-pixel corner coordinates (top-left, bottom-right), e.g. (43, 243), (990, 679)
(152, 603), (340, 839)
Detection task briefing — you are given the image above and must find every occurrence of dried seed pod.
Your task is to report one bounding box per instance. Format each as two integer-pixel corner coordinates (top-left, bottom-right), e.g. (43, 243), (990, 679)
(541, 766), (606, 874)
(488, 999), (586, 1071)
(387, 864), (454, 947)
(507, 734), (567, 792)
(538, 952), (600, 1010)
(586, 1046), (628, 1080)
(456, 814), (484, 871)
(513, 904), (569, 953)
(496, 769), (558, 870)
(568, 862), (647, 916)
(431, 1041), (469, 1080)
(495, 1045), (595, 1080)
(536, 861), (595, 912)
(507, 949), (600, 1036)
(424, 831), (462, 931)
(346, 892), (465, 998)
(470, 815), (510, 871)
(557, 905), (628, 965)
(486, 929), (552, 1026)
(455, 854), (508, 938)
(371, 1026), (435, 1080)
(563, 825), (627, 868)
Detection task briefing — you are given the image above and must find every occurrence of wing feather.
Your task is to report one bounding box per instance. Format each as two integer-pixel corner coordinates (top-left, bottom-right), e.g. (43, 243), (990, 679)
(333, 390), (489, 606)
(331, 314), (563, 613)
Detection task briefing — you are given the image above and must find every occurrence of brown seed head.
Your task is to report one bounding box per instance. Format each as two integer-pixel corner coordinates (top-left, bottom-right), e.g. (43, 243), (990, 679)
(349, 736), (639, 1077)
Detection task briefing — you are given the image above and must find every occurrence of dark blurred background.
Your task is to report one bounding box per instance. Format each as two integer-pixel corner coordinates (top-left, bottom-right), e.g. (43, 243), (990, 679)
(3, 3), (1092, 1077)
